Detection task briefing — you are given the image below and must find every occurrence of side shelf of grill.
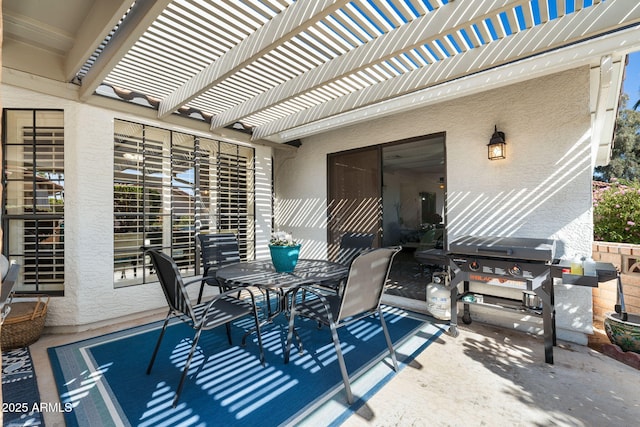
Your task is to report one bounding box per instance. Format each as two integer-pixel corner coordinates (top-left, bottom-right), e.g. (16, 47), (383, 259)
(550, 261), (617, 287)
(560, 273), (598, 287)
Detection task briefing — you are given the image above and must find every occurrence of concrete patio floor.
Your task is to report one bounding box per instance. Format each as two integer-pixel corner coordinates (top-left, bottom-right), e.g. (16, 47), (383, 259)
(28, 309), (640, 427)
(343, 320), (640, 427)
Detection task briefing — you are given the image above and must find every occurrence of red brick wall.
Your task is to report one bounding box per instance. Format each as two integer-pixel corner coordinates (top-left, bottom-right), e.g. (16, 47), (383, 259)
(590, 242), (640, 350)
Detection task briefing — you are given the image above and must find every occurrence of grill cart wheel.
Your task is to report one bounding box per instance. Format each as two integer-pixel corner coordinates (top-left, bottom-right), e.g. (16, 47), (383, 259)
(462, 311), (472, 325)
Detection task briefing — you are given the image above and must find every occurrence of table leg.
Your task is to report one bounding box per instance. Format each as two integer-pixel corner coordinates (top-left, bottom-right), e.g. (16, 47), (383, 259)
(241, 288), (303, 353)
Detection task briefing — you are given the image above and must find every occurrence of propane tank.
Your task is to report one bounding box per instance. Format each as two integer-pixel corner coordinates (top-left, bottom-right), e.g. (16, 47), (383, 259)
(426, 271), (451, 320)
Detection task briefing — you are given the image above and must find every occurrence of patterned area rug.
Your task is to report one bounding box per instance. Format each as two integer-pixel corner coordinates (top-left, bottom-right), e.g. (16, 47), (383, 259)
(2, 347), (44, 426)
(49, 306), (443, 426)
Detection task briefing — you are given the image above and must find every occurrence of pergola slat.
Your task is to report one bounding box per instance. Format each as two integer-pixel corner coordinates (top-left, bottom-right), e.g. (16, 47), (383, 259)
(70, 0), (636, 143)
(252, 1), (640, 140)
(79, 0), (173, 101)
(157, 0), (348, 117)
(209, 0), (515, 130)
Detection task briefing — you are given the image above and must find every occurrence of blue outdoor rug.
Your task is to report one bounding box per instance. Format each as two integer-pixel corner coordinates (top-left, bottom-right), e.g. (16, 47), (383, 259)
(48, 306), (443, 426)
(2, 347), (45, 426)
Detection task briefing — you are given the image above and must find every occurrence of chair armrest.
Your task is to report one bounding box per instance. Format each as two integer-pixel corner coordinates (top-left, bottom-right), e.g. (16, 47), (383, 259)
(183, 277), (205, 287)
(201, 284), (259, 312)
(288, 285), (335, 321)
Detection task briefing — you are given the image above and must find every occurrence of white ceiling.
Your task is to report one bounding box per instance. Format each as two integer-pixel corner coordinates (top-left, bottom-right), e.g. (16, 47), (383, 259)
(2, 0), (640, 148)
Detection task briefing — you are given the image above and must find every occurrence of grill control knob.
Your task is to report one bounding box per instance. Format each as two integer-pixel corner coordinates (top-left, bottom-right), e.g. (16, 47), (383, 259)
(469, 260), (480, 271)
(509, 264), (523, 276)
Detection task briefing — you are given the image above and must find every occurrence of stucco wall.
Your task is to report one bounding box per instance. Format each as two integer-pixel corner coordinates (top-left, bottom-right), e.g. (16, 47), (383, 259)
(0, 66), (599, 342)
(274, 67), (596, 344)
(1, 84), (274, 330)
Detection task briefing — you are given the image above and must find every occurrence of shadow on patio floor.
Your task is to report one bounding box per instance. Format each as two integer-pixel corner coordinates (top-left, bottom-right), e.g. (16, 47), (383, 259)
(24, 255), (640, 426)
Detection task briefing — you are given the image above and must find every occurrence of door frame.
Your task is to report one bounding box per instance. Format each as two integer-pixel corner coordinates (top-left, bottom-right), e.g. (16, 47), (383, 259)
(326, 131), (447, 256)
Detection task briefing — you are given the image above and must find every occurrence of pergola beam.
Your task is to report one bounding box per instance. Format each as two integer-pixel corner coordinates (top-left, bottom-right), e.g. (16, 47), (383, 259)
(275, 27), (637, 148)
(64, 0), (132, 82)
(78, 0), (172, 101)
(210, 0), (516, 130)
(157, 0), (349, 118)
(253, 1), (640, 141)
(591, 54), (625, 167)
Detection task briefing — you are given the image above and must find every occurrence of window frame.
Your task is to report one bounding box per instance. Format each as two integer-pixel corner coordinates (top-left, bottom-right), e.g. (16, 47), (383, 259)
(113, 119), (255, 287)
(2, 108), (66, 295)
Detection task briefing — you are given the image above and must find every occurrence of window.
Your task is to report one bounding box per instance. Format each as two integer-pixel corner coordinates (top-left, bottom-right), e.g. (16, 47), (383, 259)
(113, 120), (255, 287)
(2, 109), (65, 294)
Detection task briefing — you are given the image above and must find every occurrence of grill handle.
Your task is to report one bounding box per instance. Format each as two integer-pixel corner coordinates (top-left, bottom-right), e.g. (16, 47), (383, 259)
(476, 246), (513, 255)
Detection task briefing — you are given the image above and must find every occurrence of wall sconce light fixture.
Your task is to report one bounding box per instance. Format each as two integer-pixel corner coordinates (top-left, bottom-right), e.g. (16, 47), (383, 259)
(488, 125), (506, 160)
(438, 177), (445, 189)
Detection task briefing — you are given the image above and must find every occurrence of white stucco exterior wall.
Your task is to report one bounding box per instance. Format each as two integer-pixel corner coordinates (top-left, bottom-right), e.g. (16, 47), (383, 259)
(1, 84), (274, 330)
(273, 67), (596, 344)
(0, 66), (599, 342)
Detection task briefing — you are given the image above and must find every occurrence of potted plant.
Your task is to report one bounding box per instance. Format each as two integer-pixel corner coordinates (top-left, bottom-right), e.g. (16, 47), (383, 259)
(269, 231), (301, 272)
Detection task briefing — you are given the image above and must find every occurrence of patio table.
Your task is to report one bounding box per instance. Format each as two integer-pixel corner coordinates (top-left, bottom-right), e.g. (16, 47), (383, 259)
(216, 259), (349, 346)
(217, 259), (347, 289)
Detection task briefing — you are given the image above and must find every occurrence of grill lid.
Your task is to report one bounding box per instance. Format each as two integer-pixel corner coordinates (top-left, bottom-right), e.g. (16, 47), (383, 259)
(449, 235), (556, 262)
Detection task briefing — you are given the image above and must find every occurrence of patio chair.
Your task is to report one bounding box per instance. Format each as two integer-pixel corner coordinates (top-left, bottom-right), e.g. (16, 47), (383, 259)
(197, 233), (241, 303)
(142, 247), (264, 407)
(335, 232), (375, 266)
(284, 246), (402, 404)
(1, 263), (21, 324)
(316, 232), (376, 295)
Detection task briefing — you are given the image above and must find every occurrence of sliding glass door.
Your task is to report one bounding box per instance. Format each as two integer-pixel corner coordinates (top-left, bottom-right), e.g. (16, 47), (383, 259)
(327, 133), (446, 311)
(327, 147), (382, 261)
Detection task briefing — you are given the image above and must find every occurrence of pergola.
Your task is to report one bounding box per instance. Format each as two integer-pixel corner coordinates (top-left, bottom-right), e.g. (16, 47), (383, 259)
(3, 0), (639, 162)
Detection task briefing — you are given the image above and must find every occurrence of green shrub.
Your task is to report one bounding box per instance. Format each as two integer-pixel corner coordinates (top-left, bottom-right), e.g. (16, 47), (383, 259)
(593, 179), (640, 243)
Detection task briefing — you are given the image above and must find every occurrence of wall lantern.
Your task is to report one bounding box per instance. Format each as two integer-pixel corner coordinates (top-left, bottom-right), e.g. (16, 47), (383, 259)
(487, 125), (506, 160)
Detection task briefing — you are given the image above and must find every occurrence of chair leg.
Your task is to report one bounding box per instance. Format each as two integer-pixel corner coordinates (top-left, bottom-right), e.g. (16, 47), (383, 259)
(378, 308), (398, 371)
(197, 279), (206, 304)
(225, 322), (232, 345)
(265, 289), (273, 317)
(147, 312), (172, 375)
(329, 320), (354, 405)
(251, 301), (265, 365)
(173, 328), (204, 408)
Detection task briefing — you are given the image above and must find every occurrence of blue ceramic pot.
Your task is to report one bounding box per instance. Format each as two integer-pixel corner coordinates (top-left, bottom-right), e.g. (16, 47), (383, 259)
(269, 244), (301, 272)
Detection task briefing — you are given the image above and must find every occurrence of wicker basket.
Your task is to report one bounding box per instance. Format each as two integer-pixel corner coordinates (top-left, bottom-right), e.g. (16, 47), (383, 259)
(1, 295), (49, 350)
